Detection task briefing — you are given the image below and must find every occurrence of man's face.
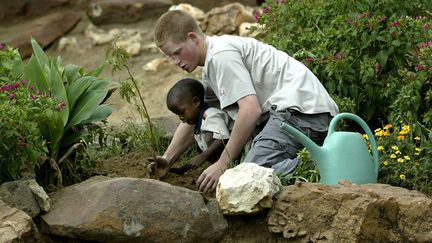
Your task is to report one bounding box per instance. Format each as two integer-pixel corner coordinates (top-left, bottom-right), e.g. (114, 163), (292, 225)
(160, 38), (200, 73)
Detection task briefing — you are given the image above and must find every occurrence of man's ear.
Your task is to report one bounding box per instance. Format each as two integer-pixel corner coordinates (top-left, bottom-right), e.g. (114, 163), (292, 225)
(187, 32), (199, 43)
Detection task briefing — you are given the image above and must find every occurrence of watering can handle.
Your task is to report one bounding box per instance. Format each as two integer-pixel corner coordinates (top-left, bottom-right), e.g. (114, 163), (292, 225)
(328, 113), (379, 177)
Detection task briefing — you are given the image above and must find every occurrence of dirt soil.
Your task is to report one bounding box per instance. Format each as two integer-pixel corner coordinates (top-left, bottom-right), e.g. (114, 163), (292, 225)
(0, 5), (289, 243)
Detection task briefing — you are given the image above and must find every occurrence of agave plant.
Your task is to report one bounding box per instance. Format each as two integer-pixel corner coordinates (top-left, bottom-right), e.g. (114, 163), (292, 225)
(23, 38), (114, 186)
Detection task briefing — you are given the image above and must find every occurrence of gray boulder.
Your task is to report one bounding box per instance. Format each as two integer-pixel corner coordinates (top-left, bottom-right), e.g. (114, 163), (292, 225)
(41, 176), (227, 242)
(0, 180), (40, 218)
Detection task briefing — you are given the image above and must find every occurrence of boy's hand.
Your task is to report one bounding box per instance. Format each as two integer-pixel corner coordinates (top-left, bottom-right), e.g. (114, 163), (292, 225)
(189, 153), (207, 169)
(148, 156), (170, 179)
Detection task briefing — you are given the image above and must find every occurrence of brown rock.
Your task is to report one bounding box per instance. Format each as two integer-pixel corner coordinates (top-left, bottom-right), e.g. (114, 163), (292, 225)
(8, 11), (81, 58)
(268, 182), (432, 242)
(0, 199), (40, 243)
(88, 0), (172, 25)
(200, 3), (255, 36)
(0, 0), (70, 23)
(41, 176), (227, 242)
(172, 0), (257, 12)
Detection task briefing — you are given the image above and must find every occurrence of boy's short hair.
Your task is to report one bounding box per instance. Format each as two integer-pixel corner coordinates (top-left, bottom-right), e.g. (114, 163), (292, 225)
(167, 78), (204, 105)
(154, 10), (205, 48)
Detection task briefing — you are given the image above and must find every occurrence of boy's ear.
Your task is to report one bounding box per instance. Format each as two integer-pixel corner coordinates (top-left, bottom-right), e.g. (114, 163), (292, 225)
(192, 96), (201, 107)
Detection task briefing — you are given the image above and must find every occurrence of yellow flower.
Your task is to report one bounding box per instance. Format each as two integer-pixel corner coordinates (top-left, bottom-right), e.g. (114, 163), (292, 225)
(414, 136), (421, 140)
(377, 145), (384, 151)
(404, 155), (411, 160)
(395, 150), (401, 155)
(397, 135), (405, 140)
(415, 162), (420, 166)
(363, 134), (369, 140)
(400, 174), (406, 180)
(415, 147), (422, 152)
(384, 124), (393, 129)
(414, 152), (420, 156)
(390, 154), (397, 159)
(383, 161), (389, 166)
(374, 128), (382, 133)
(391, 145), (399, 150)
(399, 125), (410, 135)
(398, 158), (405, 163)
(382, 131), (389, 136)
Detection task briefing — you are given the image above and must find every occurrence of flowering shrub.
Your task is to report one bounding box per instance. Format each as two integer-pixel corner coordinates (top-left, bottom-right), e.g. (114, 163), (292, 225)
(365, 124), (431, 194)
(0, 74), (56, 182)
(256, 0), (432, 132)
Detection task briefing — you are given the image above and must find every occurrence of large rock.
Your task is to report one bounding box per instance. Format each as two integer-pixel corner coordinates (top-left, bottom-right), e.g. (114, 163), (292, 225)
(200, 2), (255, 36)
(216, 162), (282, 215)
(171, 0), (257, 12)
(41, 176), (227, 242)
(268, 182), (432, 242)
(88, 0), (172, 25)
(0, 199), (40, 243)
(7, 11), (81, 58)
(0, 180), (40, 218)
(0, 0), (69, 23)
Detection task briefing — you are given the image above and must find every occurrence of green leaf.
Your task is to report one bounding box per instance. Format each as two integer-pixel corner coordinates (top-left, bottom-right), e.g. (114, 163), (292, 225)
(23, 55), (49, 92)
(391, 40), (402, 47)
(49, 61), (69, 126)
(82, 104), (115, 124)
(376, 50), (388, 67)
(87, 64), (106, 78)
(65, 78), (110, 131)
(63, 64), (83, 83)
(37, 111), (64, 160)
(30, 38), (49, 68)
(66, 76), (94, 110)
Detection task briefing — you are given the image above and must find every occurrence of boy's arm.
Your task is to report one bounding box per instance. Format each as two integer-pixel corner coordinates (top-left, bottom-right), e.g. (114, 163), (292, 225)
(190, 139), (225, 168)
(197, 94), (261, 193)
(153, 122), (195, 178)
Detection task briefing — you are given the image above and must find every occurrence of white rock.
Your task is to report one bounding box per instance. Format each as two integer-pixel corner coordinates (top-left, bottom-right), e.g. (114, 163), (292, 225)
(25, 179), (50, 212)
(143, 58), (169, 72)
(216, 162), (282, 215)
(169, 4), (205, 22)
(239, 22), (264, 37)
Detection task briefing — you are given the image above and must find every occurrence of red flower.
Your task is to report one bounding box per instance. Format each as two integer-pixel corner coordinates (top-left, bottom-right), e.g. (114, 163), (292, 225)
(9, 93), (16, 100)
(390, 21), (400, 27)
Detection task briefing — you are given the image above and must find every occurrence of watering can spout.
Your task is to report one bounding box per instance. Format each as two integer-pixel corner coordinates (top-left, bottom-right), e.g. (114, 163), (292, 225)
(280, 122), (323, 158)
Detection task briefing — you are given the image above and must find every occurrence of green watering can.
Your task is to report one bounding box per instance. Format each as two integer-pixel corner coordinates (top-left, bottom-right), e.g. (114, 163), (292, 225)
(280, 112), (379, 185)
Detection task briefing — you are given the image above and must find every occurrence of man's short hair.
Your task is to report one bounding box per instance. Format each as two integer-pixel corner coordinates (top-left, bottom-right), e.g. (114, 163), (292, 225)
(154, 10), (204, 48)
(167, 78), (204, 105)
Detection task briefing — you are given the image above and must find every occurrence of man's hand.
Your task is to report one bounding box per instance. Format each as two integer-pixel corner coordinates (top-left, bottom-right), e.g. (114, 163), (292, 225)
(196, 162), (227, 194)
(148, 156), (170, 179)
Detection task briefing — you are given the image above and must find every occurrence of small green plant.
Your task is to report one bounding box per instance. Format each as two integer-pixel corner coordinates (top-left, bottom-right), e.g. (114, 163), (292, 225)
(106, 41), (160, 158)
(278, 148), (320, 186)
(371, 123), (431, 194)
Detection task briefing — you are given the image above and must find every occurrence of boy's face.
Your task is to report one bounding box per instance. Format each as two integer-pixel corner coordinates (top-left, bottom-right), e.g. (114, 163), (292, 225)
(160, 34), (202, 73)
(168, 97), (201, 125)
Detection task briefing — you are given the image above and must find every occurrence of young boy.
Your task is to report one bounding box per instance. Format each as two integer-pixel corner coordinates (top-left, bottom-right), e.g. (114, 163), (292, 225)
(153, 10), (339, 193)
(162, 78), (233, 175)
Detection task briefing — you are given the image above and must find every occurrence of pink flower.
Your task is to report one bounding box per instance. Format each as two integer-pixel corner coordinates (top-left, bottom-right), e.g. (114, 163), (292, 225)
(28, 85), (34, 91)
(375, 63), (381, 73)
(381, 16), (387, 23)
(0, 44), (5, 50)
(32, 94), (39, 100)
(424, 24), (430, 30)
(9, 93), (16, 100)
(263, 6), (270, 14)
(390, 21), (400, 27)
(254, 11), (260, 22)
(416, 64), (423, 71)
(391, 31), (397, 38)
(7, 84), (13, 90)
(21, 79), (27, 85)
(55, 101), (66, 111)
(1, 86), (7, 91)
(13, 82), (20, 89)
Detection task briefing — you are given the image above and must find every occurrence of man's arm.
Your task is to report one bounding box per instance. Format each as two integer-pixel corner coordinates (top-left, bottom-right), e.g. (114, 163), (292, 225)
(196, 94), (261, 193)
